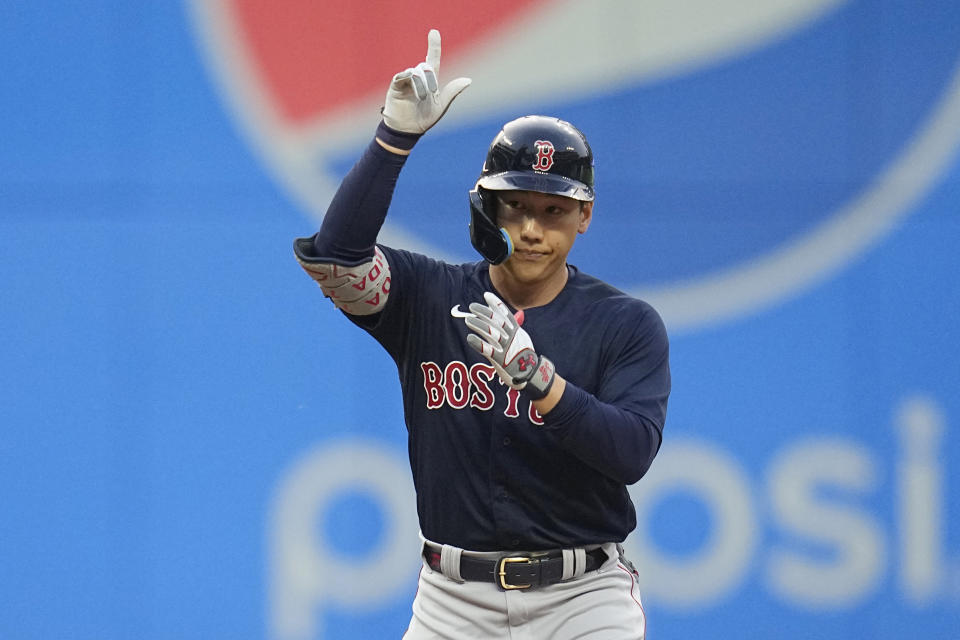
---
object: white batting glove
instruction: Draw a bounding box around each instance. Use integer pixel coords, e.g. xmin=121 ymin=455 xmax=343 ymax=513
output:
xmin=382 ymin=29 xmax=472 ymax=134
xmin=452 ymin=292 xmax=557 ymax=400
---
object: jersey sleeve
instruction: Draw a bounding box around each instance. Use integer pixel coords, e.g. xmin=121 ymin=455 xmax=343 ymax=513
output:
xmin=342 ymin=246 xmax=456 ymax=360
xmin=540 ymin=300 xmax=670 ymax=484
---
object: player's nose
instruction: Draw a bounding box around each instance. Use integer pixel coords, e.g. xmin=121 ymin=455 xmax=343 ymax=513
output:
xmin=519 ymin=214 xmax=542 ymax=240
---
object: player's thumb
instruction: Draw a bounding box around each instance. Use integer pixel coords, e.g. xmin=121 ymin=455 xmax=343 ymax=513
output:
xmin=438 ymin=77 xmax=472 ymax=111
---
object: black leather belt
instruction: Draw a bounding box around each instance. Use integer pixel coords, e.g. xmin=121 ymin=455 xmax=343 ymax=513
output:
xmin=423 ymin=546 xmax=608 ymax=590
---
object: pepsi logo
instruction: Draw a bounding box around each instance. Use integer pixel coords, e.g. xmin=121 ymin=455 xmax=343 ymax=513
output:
xmin=189 ymin=0 xmax=960 ymax=330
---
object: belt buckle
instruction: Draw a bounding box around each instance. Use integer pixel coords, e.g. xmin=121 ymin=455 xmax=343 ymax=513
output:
xmin=497 ymin=556 xmax=532 ymax=590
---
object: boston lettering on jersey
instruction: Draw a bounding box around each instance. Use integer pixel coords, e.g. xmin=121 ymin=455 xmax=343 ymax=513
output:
xmin=420 ymin=360 xmax=545 ymax=425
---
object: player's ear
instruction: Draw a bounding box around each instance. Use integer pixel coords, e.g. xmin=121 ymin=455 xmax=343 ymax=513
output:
xmin=578 ymin=202 xmax=593 ymax=234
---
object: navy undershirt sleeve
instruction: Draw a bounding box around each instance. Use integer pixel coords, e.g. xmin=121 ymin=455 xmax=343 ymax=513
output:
xmin=297 ymin=123 xmax=421 ymax=264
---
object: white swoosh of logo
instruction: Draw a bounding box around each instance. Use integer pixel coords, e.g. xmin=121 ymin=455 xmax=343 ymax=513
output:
xmin=450 ymin=305 xmax=474 ymax=319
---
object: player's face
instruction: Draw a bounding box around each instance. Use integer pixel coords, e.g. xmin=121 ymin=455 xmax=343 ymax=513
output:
xmin=493 ymin=190 xmax=592 ymax=290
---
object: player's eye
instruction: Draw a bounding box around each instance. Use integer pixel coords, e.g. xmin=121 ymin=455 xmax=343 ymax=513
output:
xmin=543 ymin=205 xmax=572 ymax=218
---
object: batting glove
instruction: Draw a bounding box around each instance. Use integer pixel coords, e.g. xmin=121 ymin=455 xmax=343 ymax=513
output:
xmin=382 ymin=29 xmax=472 ymax=134
xmin=453 ymin=292 xmax=557 ymax=400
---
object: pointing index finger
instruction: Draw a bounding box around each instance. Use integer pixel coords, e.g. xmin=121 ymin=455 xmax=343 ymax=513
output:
xmin=425 ymin=29 xmax=441 ymax=73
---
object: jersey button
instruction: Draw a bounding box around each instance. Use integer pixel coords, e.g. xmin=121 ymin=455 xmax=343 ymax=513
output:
xmin=503 ymin=437 xmax=511 ymax=446
xmin=510 ymin=539 xmax=520 ymax=548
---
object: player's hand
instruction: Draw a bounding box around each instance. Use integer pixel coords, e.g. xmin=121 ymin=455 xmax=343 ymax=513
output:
xmin=452 ymin=292 xmax=556 ymax=400
xmin=382 ymin=29 xmax=472 ymax=134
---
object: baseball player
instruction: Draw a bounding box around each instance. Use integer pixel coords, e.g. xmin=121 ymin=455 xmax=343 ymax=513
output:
xmin=294 ymin=30 xmax=670 ymax=639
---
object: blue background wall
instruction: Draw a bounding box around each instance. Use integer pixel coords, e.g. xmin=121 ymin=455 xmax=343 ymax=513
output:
xmin=3 ymin=1 xmax=959 ymax=638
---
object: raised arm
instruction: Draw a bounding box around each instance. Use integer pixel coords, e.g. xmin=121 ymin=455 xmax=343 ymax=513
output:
xmin=293 ymin=29 xmax=470 ymax=315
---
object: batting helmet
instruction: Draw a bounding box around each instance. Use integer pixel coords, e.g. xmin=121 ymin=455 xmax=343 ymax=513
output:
xmin=469 ymin=115 xmax=595 ymax=264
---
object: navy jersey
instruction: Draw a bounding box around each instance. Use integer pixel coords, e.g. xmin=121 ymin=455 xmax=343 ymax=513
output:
xmin=347 ymin=246 xmax=670 ymax=552
xmin=296 ymin=132 xmax=670 ymax=552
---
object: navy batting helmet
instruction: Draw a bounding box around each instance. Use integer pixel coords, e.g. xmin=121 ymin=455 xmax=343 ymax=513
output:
xmin=469 ymin=115 xmax=595 ymax=264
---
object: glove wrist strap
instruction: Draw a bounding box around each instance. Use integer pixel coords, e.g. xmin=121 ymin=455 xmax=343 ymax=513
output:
xmin=376 ymin=121 xmax=422 ymax=151
xmin=522 ymin=356 xmax=556 ymax=401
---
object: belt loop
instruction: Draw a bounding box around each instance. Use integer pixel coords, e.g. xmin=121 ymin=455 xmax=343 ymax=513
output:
xmin=561 ymin=549 xmax=575 ymax=580
xmin=561 ymin=548 xmax=588 ymax=580
xmin=573 ymin=548 xmax=587 ymax=578
xmin=440 ymin=544 xmax=464 ymax=583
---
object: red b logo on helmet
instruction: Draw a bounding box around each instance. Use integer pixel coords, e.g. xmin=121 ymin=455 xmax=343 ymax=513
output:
xmin=532 ymin=140 xmax=555 ymax=171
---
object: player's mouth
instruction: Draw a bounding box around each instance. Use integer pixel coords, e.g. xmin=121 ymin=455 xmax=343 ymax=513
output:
xmin=513 ymin=249 xmax=547 ymax=261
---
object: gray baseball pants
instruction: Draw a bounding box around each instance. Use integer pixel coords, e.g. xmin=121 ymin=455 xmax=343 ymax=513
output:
xmin=403 ymin=541 xmax=646 ymax=639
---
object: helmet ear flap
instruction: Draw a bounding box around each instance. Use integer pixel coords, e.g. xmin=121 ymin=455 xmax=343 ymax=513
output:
xmin=469 ymin=188 xmax=512 ymax=265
